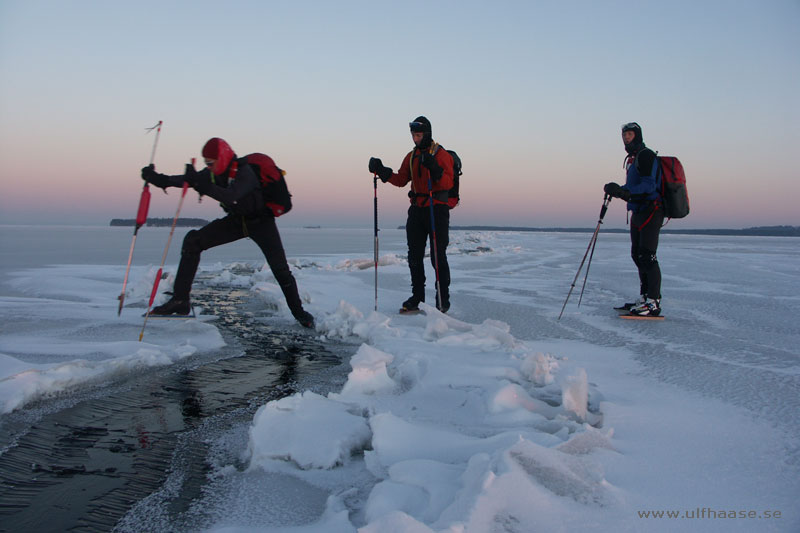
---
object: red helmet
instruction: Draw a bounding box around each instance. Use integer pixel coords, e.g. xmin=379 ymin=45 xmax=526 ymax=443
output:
xmin=202 ymin=137 xmax=235 ymax=175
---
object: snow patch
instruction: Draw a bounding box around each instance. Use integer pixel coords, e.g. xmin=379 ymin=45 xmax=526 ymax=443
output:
xmin=246 ymin=391 xmax=371 ymax=470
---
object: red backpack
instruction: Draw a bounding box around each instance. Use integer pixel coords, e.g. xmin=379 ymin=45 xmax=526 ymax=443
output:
xmin=230 ymin=153 xmax=293 ymax=217
xmin=658 ymin=156 xmax=689 ymax=219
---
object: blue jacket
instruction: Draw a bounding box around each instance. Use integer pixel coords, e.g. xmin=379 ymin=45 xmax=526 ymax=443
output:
xmin=624 ymin=147 xmax=660 ymax=212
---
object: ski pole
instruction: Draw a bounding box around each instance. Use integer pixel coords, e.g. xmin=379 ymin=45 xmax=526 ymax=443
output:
xmin=426 ymin=166 xmax=443 ymax=311
xmin=118 ymin=120 xmax=162 ymax=315
xmin=578 ymin=197 xmax=609 ymax=306
xmin=373 ymin=173 xmax=379 ymax=311
xmin=139 ymin=161 xmax=193 ymax=342
xmin=577 ymin=228 xmax=601 ymax=307
xmin=558 ymin=194 xmax=611 ymax=320
xmin=578 ymin=197 xmax=611 ymax=307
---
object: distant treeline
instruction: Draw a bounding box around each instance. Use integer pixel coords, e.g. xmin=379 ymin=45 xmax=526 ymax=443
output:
xmin=110 ymin=218 xmax=210 ymax=227
xmin=444 ymin=225 xmax=800 ymax=237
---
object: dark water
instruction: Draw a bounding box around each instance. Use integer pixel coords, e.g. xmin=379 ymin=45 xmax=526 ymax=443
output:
xmin=0 ymin=284 xmax=350 ymax=533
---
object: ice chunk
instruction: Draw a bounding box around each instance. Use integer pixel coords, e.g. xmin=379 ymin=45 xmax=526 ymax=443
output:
xmin=247 ymin=391 xmax=371 ymax=470
xmin=562 ymin=368 xmax=588 ymax=420
xmin=340 ymin=344 xmax=396 ymax=396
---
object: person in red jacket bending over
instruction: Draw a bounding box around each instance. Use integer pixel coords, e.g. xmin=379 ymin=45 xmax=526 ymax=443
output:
xmin=369 ymin=116 xmax=454 ymax=313
xmin=141 ymin=137 xmax=314 ymax=328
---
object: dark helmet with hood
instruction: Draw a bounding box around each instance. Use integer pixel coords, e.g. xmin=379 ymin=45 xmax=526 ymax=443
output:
xmin=202 ymin=137 xmax=236 ymax=175
xmin=410 ymin=116 xmax=433 ymax=150
xmin=621 ymin=122 xmax=645 ymax=155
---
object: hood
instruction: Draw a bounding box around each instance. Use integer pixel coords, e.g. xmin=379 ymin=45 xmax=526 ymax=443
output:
xmin=202 ymin=137 xmax=235 ymax=175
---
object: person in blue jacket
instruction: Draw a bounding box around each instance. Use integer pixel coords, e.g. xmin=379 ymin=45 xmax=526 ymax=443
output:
xmin=604 ymin=122 xmax=664 ymax=316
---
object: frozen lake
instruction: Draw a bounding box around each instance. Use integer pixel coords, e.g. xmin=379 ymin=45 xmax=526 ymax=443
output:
xmin=0 ymin=224 xmax=798 ymax=532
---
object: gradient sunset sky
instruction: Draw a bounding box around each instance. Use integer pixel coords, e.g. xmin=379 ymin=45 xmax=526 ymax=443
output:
xmin=1 ymin=0 xmax=798 ymax=229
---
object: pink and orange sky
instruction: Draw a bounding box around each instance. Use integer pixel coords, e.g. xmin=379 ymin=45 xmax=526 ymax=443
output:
xmin=1 ymin=0 xmax=798 ymax=229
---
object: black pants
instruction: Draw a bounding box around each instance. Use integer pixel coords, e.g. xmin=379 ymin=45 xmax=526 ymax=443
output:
xmin=172 ymin=214 xmax=303 ymax=313
xmin=406 ymin=204 xmax=450 ymax=303
xmin=630 ymin=203 xmax=664 ymax=300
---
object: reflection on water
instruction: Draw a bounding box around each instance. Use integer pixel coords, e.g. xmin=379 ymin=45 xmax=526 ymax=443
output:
xmin=0 ymin=283 xmax=350 ymax=532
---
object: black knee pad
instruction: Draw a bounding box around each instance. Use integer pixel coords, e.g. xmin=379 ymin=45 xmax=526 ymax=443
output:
xmin=636 ymin=249 xmax=658 ymax=269
xmin=182 ymin=230 xmax=203 ymax=255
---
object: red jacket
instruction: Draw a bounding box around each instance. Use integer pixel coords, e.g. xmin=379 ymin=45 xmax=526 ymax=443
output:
xmin=387 ymin=143 xmax=454 ymax=207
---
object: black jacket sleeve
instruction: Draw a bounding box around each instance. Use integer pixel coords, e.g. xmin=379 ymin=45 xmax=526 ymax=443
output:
xmin=635 ymin=148 xmax=657 ymax=178
xmin=195 ymin=163 xmax=260 ymax=206
xmin=144 ymin=171 xmax=186 ymax=190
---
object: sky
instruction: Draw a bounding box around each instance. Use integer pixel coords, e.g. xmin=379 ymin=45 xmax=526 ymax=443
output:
xmin=0 ymin=0 xmax=798 ymax=229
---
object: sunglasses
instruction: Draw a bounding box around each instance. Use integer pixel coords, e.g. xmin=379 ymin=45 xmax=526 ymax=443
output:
xmin=204 ymin=158 xmax=216 ymax=167
xmin=621 ymin=122 xmax=641 ymax=132
xmin=409 ymin=121 xmax=428 ymax=132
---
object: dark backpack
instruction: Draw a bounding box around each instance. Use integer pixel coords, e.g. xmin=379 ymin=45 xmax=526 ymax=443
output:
xmin=431 ymin=145 xmax=462 ymax=209
xmin=243 ymin=153 xmax=293 ymax=217
xmin=657 ymin=155 xmax=689 ymax=219
xmin=445 ymin=149 xmax=462 ymax=209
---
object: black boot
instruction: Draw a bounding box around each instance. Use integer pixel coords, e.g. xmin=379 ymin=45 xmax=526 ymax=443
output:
xmin=435 ymin=290 xmax=450 ymax=313
xmin=293 ymin=309 xmax=315 ymax=329
xmin=401 ymin=294 xmax=423 ymax=312
xmin=150 ymin=297 xmax=191 ymax=316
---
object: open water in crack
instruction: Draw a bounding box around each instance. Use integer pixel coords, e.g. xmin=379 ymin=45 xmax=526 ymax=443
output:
xmin=0 ymin=279 xmax=352 ymax=533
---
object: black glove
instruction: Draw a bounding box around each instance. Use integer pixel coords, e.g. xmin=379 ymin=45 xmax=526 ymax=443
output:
xmin=141 ymin=164 xmax=157 ymax=182
xmin=420 ymin=152 xmax=443 ymax=182
xmin=378 ymin=167 xmax=393 ymax=183
xmin=183 ymin=163 xmax=198 ymax=185
xmin=368 ymin=157 xmax=384 ymax=174
xmin=369 ymin=157 xmax=393 ymax=183
xmin=141 ymin=164 xmax=169 ymax=189
xmin=604 ymin=182 xmax=630 ymax=201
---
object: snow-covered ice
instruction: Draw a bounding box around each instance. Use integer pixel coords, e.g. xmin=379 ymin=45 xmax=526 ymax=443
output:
xmin=0 ymin=225 xmax=797 ymax=532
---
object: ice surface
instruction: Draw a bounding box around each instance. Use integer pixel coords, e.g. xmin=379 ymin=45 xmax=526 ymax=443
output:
xmin=0 ymin=226 xmax=797 ymax=532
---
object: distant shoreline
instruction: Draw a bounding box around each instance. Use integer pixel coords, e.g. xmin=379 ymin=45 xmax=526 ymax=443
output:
xmin=109 ymin=218 xmax=210 ymax=227
xmin=447 ymin=225 xmax=800 ymax=237
xmin=98 ymin=221 xmax=800 ymax=236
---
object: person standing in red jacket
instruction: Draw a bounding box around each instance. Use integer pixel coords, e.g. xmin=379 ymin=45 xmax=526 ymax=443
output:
xmin=369 ymin=116 xmax=454 ymax=312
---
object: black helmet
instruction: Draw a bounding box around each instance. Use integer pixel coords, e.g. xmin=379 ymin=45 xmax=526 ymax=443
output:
xmin=409 ymin=116 xmax=432 ymax=133
xmin=410 ymin=116 xmax=433 ymax=150
xmin=621 ymin=122 xmax=644 ymax=154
